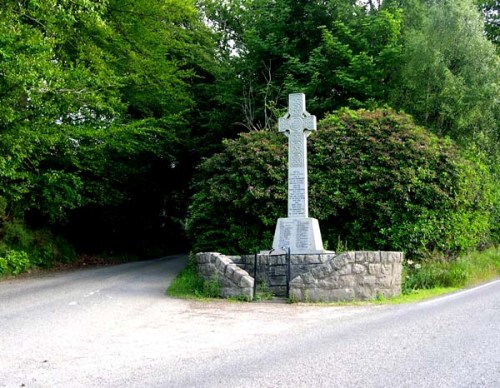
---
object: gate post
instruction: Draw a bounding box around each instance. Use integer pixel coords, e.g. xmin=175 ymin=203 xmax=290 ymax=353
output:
xmin=286 ymin=248 xmax=291 ymax=299
xmin=253 ymin=253 xmax=258 ymax=300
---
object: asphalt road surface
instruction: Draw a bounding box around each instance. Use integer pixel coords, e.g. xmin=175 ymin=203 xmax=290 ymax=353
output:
xmin=0 ymin=255 xmax=499 ymax=388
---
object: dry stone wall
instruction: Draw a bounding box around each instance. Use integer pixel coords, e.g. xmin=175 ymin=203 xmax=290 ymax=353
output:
xmin=289 ymin=251 xmax=403 ymax=302
xmin=196 ymin=251 xmax=402 ymax=302
xmin=196 ymin=252 xmax=254 ymax=299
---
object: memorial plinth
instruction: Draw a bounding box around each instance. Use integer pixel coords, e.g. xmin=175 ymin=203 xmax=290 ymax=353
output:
xmin=271 ymin=93 xmax=326 ymax=254
xmin=272 ymin=217 xmax=324 ymax=253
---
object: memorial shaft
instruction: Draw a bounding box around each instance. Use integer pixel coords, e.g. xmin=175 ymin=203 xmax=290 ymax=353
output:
xmin=272 ymin=93 xmax=324 ymax=253
xmin=278 ymin=93 xmax=316 ymax=218
xmin=288 ymin=131 xmax=308 ymax=218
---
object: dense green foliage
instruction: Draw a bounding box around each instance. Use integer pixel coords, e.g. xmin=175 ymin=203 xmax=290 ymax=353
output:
xmin=0 ymin=0 xmax=498 ymax=275
xmin=476 ymin=0 xmax=500 ymax=44
xmin=202 ymin=0 xmax=404 ymax=129
xmin=0 ymin=218 xmax=75 ymax=276
xmin=0 ymin=0 xmax=218 ymax=266
xmin=188 ymin=109 xmax=494 ymax=259
xmin=389 ymin=0 xmax=500 ymax=142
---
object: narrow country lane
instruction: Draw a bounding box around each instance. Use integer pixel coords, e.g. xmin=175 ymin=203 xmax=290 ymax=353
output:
xmin=0 ymin=256 xmax=499 ymax=388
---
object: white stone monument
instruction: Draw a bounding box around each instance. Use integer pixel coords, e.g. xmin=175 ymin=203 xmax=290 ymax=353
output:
xmin=272 ymin=93 xmax=326 ymax=254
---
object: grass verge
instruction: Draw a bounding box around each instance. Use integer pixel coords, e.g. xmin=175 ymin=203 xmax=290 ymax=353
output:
xmin=166 ymin=255 xmax=222 ymax=299
xmin=402 ymin=246 xmax=500 ymax=294
xmin=166 ymin=256 xmax=205 ymax=298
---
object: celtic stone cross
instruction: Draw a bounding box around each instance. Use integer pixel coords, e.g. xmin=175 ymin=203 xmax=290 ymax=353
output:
xmin=278 ymin=93 xmax=317 ymax=218
xmin=272 ymin=93 xmax=325 ymax=254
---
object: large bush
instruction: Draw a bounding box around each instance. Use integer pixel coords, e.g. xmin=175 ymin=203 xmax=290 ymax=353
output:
xmin=188 ymin=109 xmax=494 ymax=259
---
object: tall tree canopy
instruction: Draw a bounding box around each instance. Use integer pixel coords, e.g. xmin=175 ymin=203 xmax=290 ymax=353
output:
xmin=201 ymin=0 xmax=403 ymax=130
xmin=387 ymin=0 xmax=500 ymax=143
xmin=0 ymin=0 xmax=218 ymax=256
xmin=476 ymin=0 xmax=500 ymax=44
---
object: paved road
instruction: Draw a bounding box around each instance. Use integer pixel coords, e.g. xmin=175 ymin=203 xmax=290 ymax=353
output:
xmin=0 ymin=256 xmax=499 ymax=388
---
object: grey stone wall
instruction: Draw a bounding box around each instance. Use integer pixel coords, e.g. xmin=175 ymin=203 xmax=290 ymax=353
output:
xmin=289 ymin=251 xmax=403 ymax=302
xmin=195 ymin=252 xmax=254 ymax=299
xmin=196 ymin=251 xmax=402 ymax=302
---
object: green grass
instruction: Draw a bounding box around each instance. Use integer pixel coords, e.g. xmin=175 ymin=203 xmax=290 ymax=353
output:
xmin=166 ymin=256 xmax=222 ymax=299
xmin=403 ymin=246 xmax=500 ymax=294
xmin=462 ymin=247 xmax=500 ymax=284
xmin=166 ymin=256 xmax=205 ymax=298
xmin=375 ymin=287 xmax=460 ymax=304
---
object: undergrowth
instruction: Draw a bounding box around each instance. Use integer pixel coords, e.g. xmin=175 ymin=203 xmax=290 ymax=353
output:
xmin=402 ymin=246 xmax=500 ymax=294
xmin=166 ymin=255 xmax=222 ymax=299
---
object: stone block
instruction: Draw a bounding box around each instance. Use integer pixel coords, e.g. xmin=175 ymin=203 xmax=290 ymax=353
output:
xmin=220 ymin=287 xmax=245 ymax=298
xmin=378 ymin=274 xmax=394 ymax=286
xmin=381 ymin=252 xmax=401 ymax=264
xmin=220 ymin=255 xmax=233 ymax=266
xmin=220 ymin=277 xmax=233 ymax=288
xmin=239 ymin=275 xmax=254 ymax=289
xmin=225 ymin=264 xmax=236 ymax=278
xmin=393 ymin=262 xmax=403 ymax=277
xmin=301 ymin=272 xmax=315 ymax=284
xmin=368 ymin=263 xmax=382 ymax=275
xmin=337 ymin=265 xmax=352 ymax=275
xmin=311 ymin=264 xmax=328 ymax=279
xmin=214 ymin=260 xmax=225 ymax=274
xmin=390 ymin=252 xmax=403 ymax=263
xmin=318 ymin=279 xmax=339 ymax=289
xmin=355 ymin=251 xmax=369 ymax=263
xmin=240 ymin=255 xmax=250 ymax=264
xmin=232 ymin=269 xmax=244 ymax=284
xmin=304 ymin=255 xmax=321 ymax=265
xmin=339 ymin=277 xmax=356 ymax=289
xmin=324 ymin=258 xmax=335 ymax=272
xmin=360 ymin=275 xmax=376 ymax=286
xmin=198 ymin=264 xmax=215 ymax=279
xmin=343 ymin=252 xmax=355 ymax=263
xmin=207 ymin=253 xmax=218 ymax=263
xmin=378 ymin=288 xmax=398 ymax=298
xmin=381 ymin=264 xmax=393 ymax=274
xmin=320 ymin=253 xmax=335 ymax=263
xmin=304 ymin=288 xmax=323 ymax=302
xmin=354 ymin=286 xmax=375 ymax=300
xmin=352 ymin=264 xmax=367 ymax=275
xmin=367 ymin=251 xmax=381 ymax=263
xmin=331 ymin=255 xmax=347 ymax=270
xmin=290 ymin=276 xmax=304 ymax=287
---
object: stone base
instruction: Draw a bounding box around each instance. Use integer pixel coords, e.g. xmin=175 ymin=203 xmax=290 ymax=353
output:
xmin=272 ymin=217 xmax=325 ymax=254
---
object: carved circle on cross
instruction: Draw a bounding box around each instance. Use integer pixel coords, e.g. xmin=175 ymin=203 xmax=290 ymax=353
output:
xmin=290 ymin=117 xmax=303 ymax=132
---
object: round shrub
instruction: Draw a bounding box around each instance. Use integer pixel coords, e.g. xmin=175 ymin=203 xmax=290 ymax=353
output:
xmin=188 ymin=109 xmax=494 ymax=259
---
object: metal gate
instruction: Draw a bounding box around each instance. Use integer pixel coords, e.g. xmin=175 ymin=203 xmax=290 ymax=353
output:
xmin=252 ymin=249 xmax=291 ymax=299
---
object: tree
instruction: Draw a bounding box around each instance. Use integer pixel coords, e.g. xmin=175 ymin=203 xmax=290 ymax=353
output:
xmin=385 ymin=0 xmax=500 ymax=244
xmin=476 ymin=0 xmax=500 ymax=44
xmin=0 ymin=0 xmax=219 ymax=261
xmin=201 ymin=0 xmax=404 ymax=130
xmin=389 ymin=0 xmax=500 ymax=143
